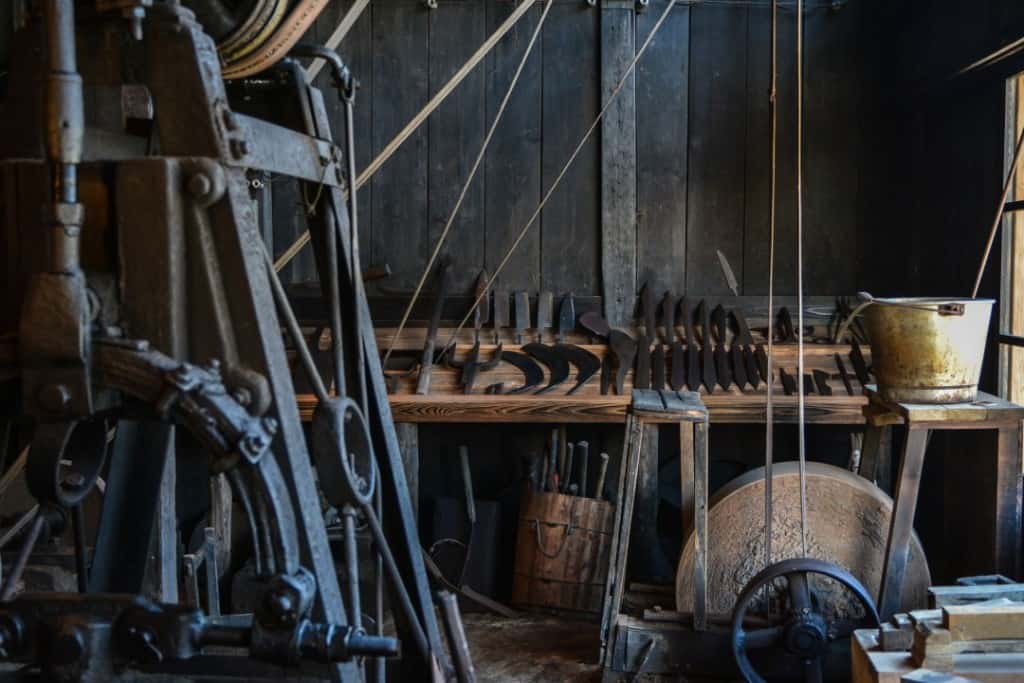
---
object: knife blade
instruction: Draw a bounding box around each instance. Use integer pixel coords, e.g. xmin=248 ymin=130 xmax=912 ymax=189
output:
xmin=652 ymin=344 xmax=666 ymax=390
xmin=681 ymin=297 xmax=701 ymax=392
xmin=415 ymin=258 xmax=452 ymax=395
xmin=492 ymin=289 xmax=509 ymax=345
xmin=696 ymin=301 xmax=716 ymax=393
xmin=536 ymin=291 xmax=553 ymax=343
xmin=711 ymin=304 xmax=730 ymax=391
xmin=834 ymin=352 xmax=854 ymax=396
xmin=557 ymin=292 xmax=576 ymax=343
xmin=732 ymin=309 xmax=756 ymax=347
xmin=609 ymin=330 xmax=637 ymax=395
xmin=514 ymin=291 xmax=530 ymax=344
xmin=813 ymin=369 xmax=832 ymax=396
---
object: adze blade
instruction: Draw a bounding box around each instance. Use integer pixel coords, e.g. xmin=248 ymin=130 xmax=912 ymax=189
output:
xmin=523 ymin=343 xmax=570 ymax=394
xmin=554 ymin=343 xmax=601 ymax=395
xmin=500 ymin=350 xmax=545 ymax=395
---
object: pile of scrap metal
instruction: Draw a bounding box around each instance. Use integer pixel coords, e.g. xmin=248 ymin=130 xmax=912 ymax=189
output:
xmin=0 ymin=1 xmax=469 ymax=681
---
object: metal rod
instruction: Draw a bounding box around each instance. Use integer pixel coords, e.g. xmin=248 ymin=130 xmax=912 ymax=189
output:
xmin=764 ymin=0 xmax=778 ymax=571
xmin=342 ymin=505 xmax=362 ymax=631
xmin=324 ymin=207 xmax=347 ymax=398
xmin=373 ymin=466 xmax=385 ymax=683
xmin=437 ymin=591 xmax=476 ymax=683
xmin=796 ymin=0 xmax=808 ymax=558
xmin=972 ymin=123 xmax=1024 ymax=298
xmin=1 ymin=512 xmax=46 ymax=600
xmin=0 ymin=505 xmax=38 ymax=551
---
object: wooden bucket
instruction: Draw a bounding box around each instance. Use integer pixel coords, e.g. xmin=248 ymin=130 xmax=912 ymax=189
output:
xmin=511 ymin=489 xmax=615 ymax=613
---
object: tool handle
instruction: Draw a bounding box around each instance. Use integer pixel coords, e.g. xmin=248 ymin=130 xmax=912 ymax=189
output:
xmin=458 ymin=446 xmax=475 ymax=525
xmin=594 ymin=453 xmax=609 ymax=500
xmin=577 ymin=441 xmax=589 ymax=497
xmin=562 ymin=444 xmax=574 ymax=493
xmin=415 ymin=340 xmax=436 ymax=395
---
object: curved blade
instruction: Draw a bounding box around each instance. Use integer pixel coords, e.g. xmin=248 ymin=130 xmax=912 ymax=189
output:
xmin=580 ymin=311 xmax=611 ymax=338
xmin=609 ymin=330 xmax=637 ymax=395
xmin=500 ymin=350 xmax=544 ymax=395
xmin=523 ymin=343 xmax=570 ymax=394
xmin=554 ymin=343 xmax=601 ymax=395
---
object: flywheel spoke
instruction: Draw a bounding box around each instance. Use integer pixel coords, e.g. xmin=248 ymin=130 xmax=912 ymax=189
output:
xmin=741 ymin=625 xmax=785 ymax=650
xmin=787 ymin=571 xmax=812 ymax=612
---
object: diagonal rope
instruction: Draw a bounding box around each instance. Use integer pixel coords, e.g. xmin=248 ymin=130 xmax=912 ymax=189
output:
xmin=764 ymin=0 xmax=777 ymax=571
xmin=382 ymin=0 xmax=555 ymax=365
xmin=439 ymin=0 xmax=681 ymax=353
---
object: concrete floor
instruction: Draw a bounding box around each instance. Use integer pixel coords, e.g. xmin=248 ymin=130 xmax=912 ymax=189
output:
xmin=463 ymin=613 xmax=603 ymax=683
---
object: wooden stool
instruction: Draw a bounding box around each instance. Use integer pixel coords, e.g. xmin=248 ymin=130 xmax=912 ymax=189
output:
xmin=599 ymin=389 xmax=709 ymax=668
xmin=859 ymin=386 xmax=1024 ymax=618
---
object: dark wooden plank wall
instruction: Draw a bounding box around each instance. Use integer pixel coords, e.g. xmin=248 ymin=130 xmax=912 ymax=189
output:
xmin=293 ymin=0 xmax=877 ymax=303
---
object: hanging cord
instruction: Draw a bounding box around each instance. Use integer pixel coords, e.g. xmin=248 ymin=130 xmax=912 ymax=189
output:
xmin=764 ymin=0 xmax=777 ymax=571
xmin=796 ymin=0 xmax=808 ymax=557
xmin=438 ymin=0 xmax=681 ymax=353
xmin=381 ymin=0 xmax=555 ymax=366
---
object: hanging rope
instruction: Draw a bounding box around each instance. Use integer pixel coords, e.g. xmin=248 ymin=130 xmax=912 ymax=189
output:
xmin=438 ymin=0 xmax=682 ymax=353
xmin=795 ymin=0 xmax=809 ymax=558
xmin=382 ymin=0 xmax=556 ymax=365
xmin=764 ymin=0 xmax=778 ymax=571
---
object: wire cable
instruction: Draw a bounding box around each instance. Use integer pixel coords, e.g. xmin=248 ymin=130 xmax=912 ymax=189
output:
xmin=381 ymin=0 xmax=555 ymax=365
xmin=764 ymin=0 xmax=777 ymax=571
xmin=438 ymin=0 xmax=682 ymax=352
xmin=796 ymin=0 xmax=808 ymax=557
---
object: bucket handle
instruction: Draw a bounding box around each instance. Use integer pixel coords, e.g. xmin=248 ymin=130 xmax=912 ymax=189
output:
xmin=833 ymin=292 xmax=965 ymax=343
xmin=528 ymin=497 xmax=579 ymax=560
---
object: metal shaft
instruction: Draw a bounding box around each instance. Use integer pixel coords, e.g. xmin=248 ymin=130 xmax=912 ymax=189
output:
xmin=1 ymin=512 xmax=46 ymax=601
xmin=437 ymin=590 xmax=476 ymax=683
xmin=342 ymin=505 xmax=362 ymax=632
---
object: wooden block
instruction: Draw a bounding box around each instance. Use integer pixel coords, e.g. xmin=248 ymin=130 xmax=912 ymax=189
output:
xmin=909 ymin=609 xmax=944 ymax=626
xmin=881 ymin=623 xmax=914 ymax=652
xmin=901 ymin=669 xmax=983 ymax=683
xmin=911 ymin=623 xmax=954 ymax=672
xmin=893 ymin=613 xmax=913 ymax=630
xmin=930 ymin=583 xmax=1024 ymax=608
xmin=943 ymin=603 xmax=1024 ymax=642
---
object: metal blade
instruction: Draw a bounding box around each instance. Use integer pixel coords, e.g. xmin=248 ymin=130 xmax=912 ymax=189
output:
xmin=554 ymin=343 xmax=601 ymax=395
xmin=802 ymin=373 xmax=816 ymax=396
xmin=813 ymin=369 xmax=832 ymax=396
xmin=635 ymin=334 xmax=651 ymax=390
xmin=849 ymin=340 xmax=871 ymax=386
xmin=580 ymin=311 xmax=611 ymax=338
xmin=716 ymin=249 xmax=739 ymax=297
xmin=834 ymin=352 xmax=854 ymax=396
xmin=639 ymin=283 xmax=656 ymax=339
xmin=755 ymin=344 xmax=769 ymax=382
xmin=536 ymin=291 xmax=553 ymax=343
xmin=715 ymin=344 xmax=731 ymax=391
xmin=492 ymin=289 xmax=509 ymax=344
xmin=557 ymin=292 xmax=576 ymax=342
xmin=670 ymin=341 xmax=686 ymax=391
xmin=501 ymin=350 xmax=545 ymax=395
xmin=416 ymin=258 xmax=452 ymax=395
xmin=710 ymin=304 xmax=728 ymax=344
xmin=661 ymin=292 xmax=676 ymax=344
xmin=779 ymin=368 xmax=796 ymax=396
xmin=652 ymin=344 xmax=666 ymax=390
xmin=473 ymin=270 xmax=489 ymax=342
xmin=777 ymin=307 xmax=796 ymax=342
xmin=458 ymin=341 xmax=482 ymax=394
xmin=732 ymin=309 xmax=755 ymax=347
xmin=731 ymin=345 xmax=747 ymax=389
xmin=743 ymin=347 xmax=760 ymax=389
xmin=681 ymin=298 xmax=700 ymax=391
xmin=600 ymin=353 xmax=612 ymax=395
xmin=609 ymin=330 xmax=637 ymax=395
xmin=699 ymin=301 xmax=716 ymax=393
xmin=523 ymin=343 xmax=570 ymax=394
xmin=514 ymin=291 xmax=530 ymax=345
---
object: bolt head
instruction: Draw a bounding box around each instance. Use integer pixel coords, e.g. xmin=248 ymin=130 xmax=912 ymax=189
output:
xmin=188 ymin=173 xmax=213 ymax=198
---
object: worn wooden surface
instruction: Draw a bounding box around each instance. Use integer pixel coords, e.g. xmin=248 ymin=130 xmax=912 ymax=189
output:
xmin=866 ymin=387 xmax=1024 ymax=426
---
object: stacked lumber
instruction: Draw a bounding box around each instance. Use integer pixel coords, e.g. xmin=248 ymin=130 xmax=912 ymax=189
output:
xmin=853 ymin=585 xmax=1024 ymax=683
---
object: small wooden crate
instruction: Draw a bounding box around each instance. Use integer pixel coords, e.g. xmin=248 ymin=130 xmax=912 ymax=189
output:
xmin=511 ymin=489 xmax=614 ymax=613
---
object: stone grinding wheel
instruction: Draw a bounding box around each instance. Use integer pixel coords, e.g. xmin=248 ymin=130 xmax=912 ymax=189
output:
xmin=676 ymin=462 xmax=930 ymax=617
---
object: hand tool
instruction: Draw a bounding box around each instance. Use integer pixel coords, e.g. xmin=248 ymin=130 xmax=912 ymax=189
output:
xmin=514 ymin=291 xmax=530 ymax=344
xmin=577 ymin=441 xmax=589 ymax=499
xmin=730 ymin=309 xmax=759 ymax=389
xmin=711 ymin=304 xmax=731 ymax=391
xmin=681 ymin=297 xmax=701 ymax=392
xmin=562 ymin=443 xmax=574 ymax=493
xmin=523 ymin=343 xmax=570 ymax=394
xmin=755 ymin=345 xmax=769 ymax=383
xmin=717 ymin=249 xmax=740 ymax=297
xmin=499 ymin=350 xmax=544 ymax=394
xmin=777 ymin=307 xmax=797 ymax=342
xmin=557 ymin=292 xmax=576 ymax=342
xmin=812 ymin=369 xmax=832 ymax=396
xmin=664 ymin=293 xmax=684 ymax=390
xmin=697 ymin=301 xmax=716 ymax=393
xmin=849 ymin=339 xmax=871 ymax=386
xmin=834 ymin=352 xmax=854 ymax=396
xmin=635 ymin=285 xmax=655 ymax=390
xmin=609 ymin=330 xmax=637 ymax=395
xmin=731 ymin=344 xmax=748 ymax=390
xmin=660 ymin=291 xmax=675 ymax=344
xmin=600 ymin=353 xmax=612 ymax=395
xmin=473 ymin=269 xmax=490 ymax=343
xmin=416 ymin=258 xmax=452 ymax=395
xmin=732 ymin=309 xmax=756 ymax=347
xmin=779 ymin=367 xmax=797 ymax=396
xmin=651 ymin=344 xmax=666 ymax=390
xmin=579 ymin=311 xmax=611 ymax=338
xmin=536 ymin=291 xmax=553 ymax=343
xmin=547 ymin=436 xmax=558 ymax=492
xmin=802 ymin=374 xmax=816 ymax=396
xmin=492 ymin=289 xmax=509 ymax=344
xmin=554 ymin=343 xmax=601 ymax=395
xmin=447 ymin=341 xmax=503 ymax=394
xmin=594 ymin=452 xmax=609 ymax=499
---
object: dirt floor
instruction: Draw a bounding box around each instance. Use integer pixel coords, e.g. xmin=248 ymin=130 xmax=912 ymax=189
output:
xmin=463 ymin=613 xmax=603 ymax=683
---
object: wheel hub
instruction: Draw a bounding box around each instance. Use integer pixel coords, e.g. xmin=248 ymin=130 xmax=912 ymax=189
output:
xmin=784 ymin=612 xmax=828 ymax=658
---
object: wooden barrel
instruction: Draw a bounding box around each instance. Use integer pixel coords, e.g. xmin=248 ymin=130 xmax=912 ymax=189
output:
xmin=511 ymin=489 xmax=615 ymax=613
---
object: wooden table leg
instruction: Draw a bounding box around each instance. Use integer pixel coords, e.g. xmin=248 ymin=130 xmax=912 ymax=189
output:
xmin=692 ymin=417 xmax=709 ymax=631
xmin=993 ymin=423 xmax=1023 ymax=579
xmin=878 ymin=427 xmax=929 ymax=618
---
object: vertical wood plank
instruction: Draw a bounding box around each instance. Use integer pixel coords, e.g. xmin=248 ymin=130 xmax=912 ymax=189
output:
xmin=692 ymin=418 xmax=708 ymax=631
xmin=600 ymin=4 xmax=636 ymax=326
xmin=635 ymin=0 xmax=688 ymax=299
xmin=395 ymin=422 xmax=420 ymax=520
xmin=485 ymin=1 xmax=542 ymax=292
xmin=371 ymin=1 xmax=429 ymax=291
xmin=542 ymin=2 xmax=600 ymax=295
xmin=628 ymin=423 xmax=664 ymax=581
xmin=685 ymin=4 xmax=748 ymax=294
xmin=429 ymin=0 xmax=486 ymax=294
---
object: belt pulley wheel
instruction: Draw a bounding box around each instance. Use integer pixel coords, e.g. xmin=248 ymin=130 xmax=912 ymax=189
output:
xmin=676 ymin=462 xmax=930 ymax=618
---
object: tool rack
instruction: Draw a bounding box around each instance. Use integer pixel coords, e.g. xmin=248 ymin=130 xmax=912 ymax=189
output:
xmin=857 ymin=386 xmax=1024 ymax=620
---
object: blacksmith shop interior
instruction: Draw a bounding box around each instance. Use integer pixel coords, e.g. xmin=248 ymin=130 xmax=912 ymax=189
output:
xmin=4 ymin=1 xmax=1024 ymax=682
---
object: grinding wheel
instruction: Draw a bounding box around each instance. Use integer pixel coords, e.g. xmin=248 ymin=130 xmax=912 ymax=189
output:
xmin=676 ymin=462 xmax=930 ymax=617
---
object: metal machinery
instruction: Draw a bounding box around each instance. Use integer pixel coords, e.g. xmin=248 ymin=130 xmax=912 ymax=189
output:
xmin=0 ymin=1 xmax=456 ymax=680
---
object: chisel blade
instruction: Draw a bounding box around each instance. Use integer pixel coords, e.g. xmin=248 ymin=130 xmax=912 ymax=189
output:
xmin=492 ymin=289 xmax=509 ymax=345
xmin=536 ymin=291 xmax=553 ymax=343
xmin=557 ymin=292 xmax=576 ymax=342
xmin=514 ymin=291 xmax=530 ymax=345
xmin=652 ymin=344 xmax=666 ymax=390
xmin=834 ymin=352 xmax=854 ymax=396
